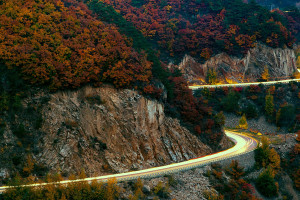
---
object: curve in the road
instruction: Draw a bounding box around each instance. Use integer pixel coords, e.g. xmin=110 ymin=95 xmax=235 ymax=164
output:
xmin=0 ymin=131 xmax=258 ymax=193
xmin=189 ymin=78 xmax=300 ymax=90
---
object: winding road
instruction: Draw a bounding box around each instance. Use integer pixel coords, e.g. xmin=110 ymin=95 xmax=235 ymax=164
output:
xmin=0 ymin=130 xmax=258 ymax=193
xmin=189 ymin=78 xmax=300 ymax=90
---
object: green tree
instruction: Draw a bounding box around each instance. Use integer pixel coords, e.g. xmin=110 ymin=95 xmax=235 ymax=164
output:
xmin=221 ymin=91 xmax=240 ymax=113
xmin=265 ymin=92 xmax=274 ymax=120
xmin=276 ymin=104 xmax=295 ymax=128
xmin=215 ymin=111 xmax=225 ymax=127
xmin=255 ymin=136 xmax=270 ymax=167
xmin=206 ymin=68 xmax=217 ymax=85
xmin=243 ymin=103 xmax=258 ymax=119
xmin=256 ymin=167 xmax=278 ymax=197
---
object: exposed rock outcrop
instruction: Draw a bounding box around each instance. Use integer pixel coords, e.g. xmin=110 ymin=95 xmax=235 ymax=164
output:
xmin=38 ymin=86 xmax=214 ymax=175
xmin=175 ymin=43 xmax=297 ymax=84
xmin=0 ymin=85 xmax=215 ymax=178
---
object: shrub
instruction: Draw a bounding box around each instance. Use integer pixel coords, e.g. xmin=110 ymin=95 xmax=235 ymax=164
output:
xmin=85 ymin=95 xmax=104 ymax=105
xmin=153 ymin=181 xmax=170 ymax=198
xmin=167 ymin=175 xmax=178 ymax=187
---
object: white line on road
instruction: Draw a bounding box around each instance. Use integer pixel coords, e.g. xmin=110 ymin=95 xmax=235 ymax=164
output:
xmin=189 ymin=79 xmax=300 ymax=90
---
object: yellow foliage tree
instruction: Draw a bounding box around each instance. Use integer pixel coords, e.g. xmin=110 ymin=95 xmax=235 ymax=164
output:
xmin=105 ymin=178 xmax=120 ymax=200
xmin=23 ymin=155 xmax=34 ymax=176
xmin=262 ymin=65 xmax=270 ymax=81
xmin=268 ymin=148 xmax=280 ymax=174
xmin=238 ymin=114 xmax=248 ymax=129
xmin=296 ymin=55 xmax=300 ymax=69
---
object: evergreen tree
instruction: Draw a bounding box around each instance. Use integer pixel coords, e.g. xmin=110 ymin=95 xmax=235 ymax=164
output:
xmin=255 ymin=136 xmax=271 ymax=167
xmin=265 ymin=92 xmax=274 ymax=120
xmin=206 ymin=68 xmax=217 ymax=85
xmin=256 ymin=167 xmax=278 ymax=197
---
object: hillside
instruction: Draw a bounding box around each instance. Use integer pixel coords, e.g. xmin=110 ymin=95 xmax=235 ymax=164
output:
xmin=255 ymin=0 xmax=300 ymax=9
xmin=89 ymin=0 xmax=300 ymax=83
xmin=0 ymin=0 xmax=226 ymax=183
xmin=96 ymin=0 xmax=299 ymax=62
xmin=0 ymin=0 xmax=299 ymax=199
xmin=175 ymin=43 xmax=297 ymax=85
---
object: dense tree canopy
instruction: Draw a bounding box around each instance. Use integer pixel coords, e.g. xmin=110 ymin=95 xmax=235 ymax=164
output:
xmin=98 ymin=0 xmax=297 ymax=61
xmin=0 ymin=0 xmax=152 ymax=90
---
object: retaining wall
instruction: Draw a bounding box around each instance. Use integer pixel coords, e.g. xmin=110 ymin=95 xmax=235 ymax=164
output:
xmin=216 ymin=151 xmax=255 ymax=170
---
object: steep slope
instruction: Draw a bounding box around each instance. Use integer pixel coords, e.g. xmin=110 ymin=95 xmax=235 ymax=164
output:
xmin=38 ymin=85 xmax=215 ymax=174
xmin=0 ymin=0 xmax=230 ymax=181
xmin=0 ymin=85 xmax=223 ymax=180
xmin=175 ymin=43 xmax=297 ymax=84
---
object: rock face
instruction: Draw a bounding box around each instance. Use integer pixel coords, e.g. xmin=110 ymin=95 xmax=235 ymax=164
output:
xmin=175 ymin=43 xmax=297 ymax=84
xmin=34 ymin=85 xmax=212 ymax=176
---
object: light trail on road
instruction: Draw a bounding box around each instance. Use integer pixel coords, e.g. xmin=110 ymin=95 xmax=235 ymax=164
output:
xmin=0 ymin=130 xmax=258 ymax=193
xmin=189 ymin=78 xmax=300 ymax=90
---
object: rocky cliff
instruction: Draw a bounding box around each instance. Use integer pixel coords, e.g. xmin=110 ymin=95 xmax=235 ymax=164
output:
xmin=175 ymin=43 xmax=297 ymax=85
xmin=0 ymin=85 xmax=215 ymax=179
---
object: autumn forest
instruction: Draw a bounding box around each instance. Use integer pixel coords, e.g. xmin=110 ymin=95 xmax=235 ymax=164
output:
xmin=0 ymin=0 xmax=299 ymax=148
xmin=0 ymin=0 xmax=299 ymax=199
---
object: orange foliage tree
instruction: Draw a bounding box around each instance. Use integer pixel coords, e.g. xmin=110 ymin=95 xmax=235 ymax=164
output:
xmin=0 ymin=0 xmax=152 ymax=90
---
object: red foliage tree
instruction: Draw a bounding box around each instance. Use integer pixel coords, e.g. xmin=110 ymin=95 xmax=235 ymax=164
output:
xmin=0 ymin=0 xmax=152 ymax=90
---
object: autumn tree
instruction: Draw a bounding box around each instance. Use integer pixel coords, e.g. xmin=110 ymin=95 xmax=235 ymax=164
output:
xmin=255 ymin=136 xmax=280 ymax=173
xmin=22 ymin=155 xmax=34 ymax=177
xmin=0 ymin=0 xmax=152 ymax=90
xmin=238 ymin=114 xmax=248 ymax=129
xmin=268 ymin=148 xmax=281 ymax=173
xmin=295 ymin=168 xmax=300 ymax=191
xmin=261 ymin=66 xmax=270 ymax=81
xmin=96 ymin=0 xmax=295 ymax=60
xmin=296 ymin=55 xmax=300 ymax=69
xmin=226 ymin=160 xmax=245 ymax=180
